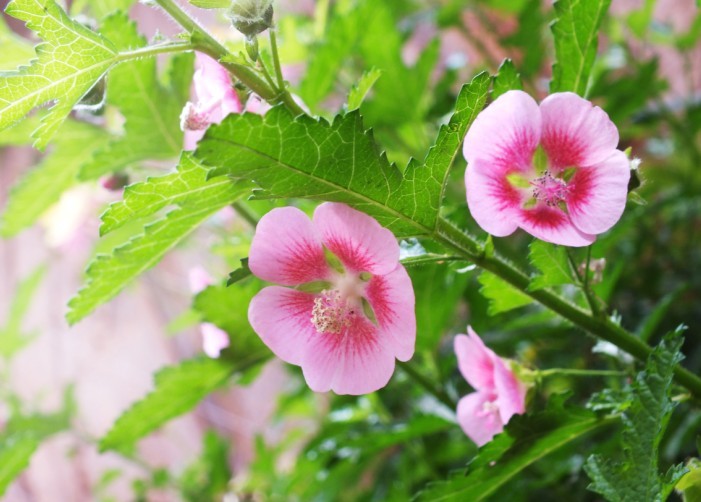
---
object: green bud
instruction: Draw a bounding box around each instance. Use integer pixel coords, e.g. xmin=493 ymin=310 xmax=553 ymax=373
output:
xmin=228 ymin=0 xmax=274 ymax=38
xmin=244 ymin=35 xmax=259 ymax=61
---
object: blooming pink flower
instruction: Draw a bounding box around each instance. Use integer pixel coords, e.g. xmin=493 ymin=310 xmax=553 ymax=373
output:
xmin=454 ymin=327 xmax=527 ymax=446
xmin=187 ymin=266 xmax=230 ymax=358
xmin=247 ymin=203 xmax=416 ymax=395
xmin=181 ymin=53 xmax=242 ymax=150
xmin=463 ymin=91 xmax=630 ymax=247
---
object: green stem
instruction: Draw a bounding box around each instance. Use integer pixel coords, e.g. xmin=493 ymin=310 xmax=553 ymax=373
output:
xmin=397 ymin=361 xmax=456 ymax=409
xmin=115 ymin=41 xmax=194 ymax=62
xmin=269 ymin=29 xmax=286 ymax=91
xmin=433 ymin=216 xmax=701 ymax=399
xmin=538 ymin=368 xmax=627 ymax=378
xmin=566 ymin=248 xmax=601 ymax=317
xmin=231 ymin=201 xmax=259 ymax=228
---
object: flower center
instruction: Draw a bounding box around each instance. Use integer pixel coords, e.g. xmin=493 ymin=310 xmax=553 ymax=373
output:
xmin=477 ymin=399 xmax=500 ymax=418
xmin=530 ymin=170 xmax=569 ymax=207
xmin=311 ymin=289 xmax=357 ymax=335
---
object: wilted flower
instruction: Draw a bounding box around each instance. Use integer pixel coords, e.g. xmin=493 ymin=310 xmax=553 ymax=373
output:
xmin=454 ymin=327 xmax=527 ymax=446
xmin=247 ymin=203 xmax=416 ymax=395
xmin=463 ymin=91 xmax=630 ymax=247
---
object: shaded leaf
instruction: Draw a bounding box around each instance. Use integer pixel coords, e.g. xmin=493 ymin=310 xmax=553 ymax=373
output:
xmin=528 ymin=240 xmax=573 ymax=291
xmin=478 ymin=271 xmax=532 ymax=315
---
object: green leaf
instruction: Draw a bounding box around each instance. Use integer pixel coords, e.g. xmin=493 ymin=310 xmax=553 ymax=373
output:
xmin=1 ymin=0 xmax=118 ymax=148
xmin=66 ymin=155 xmax=249 ymax=324
xmin=70 ymin=0 xmax=135 ymax=19
xmin=0 ymin=436 xmax=40 ymax=496
xmin=0 ymin=265 xmax=44 ymax=359
xmin=492 ymin=59 xmax=523 ymax=100
xmin=347 ymin=67 xmax=382 ymax=111
xmin=99 ymin=358 xmax=234 ymax=453
xmin=78 ymin=13 xmax=192 ymax=180
xmin=196 ymin=73 xmax=489 ymax=238
xmin=0 ymin=120 xmax=109 ymax=237
xmin=550 ymin=0 xmax=612 ymax=96
xmin=478 ymin=270 xmax=533 ymax=315
xmin=226 ymin=259 xmax=252 ymax=286
xmin=416 ymin=397 xmax=610 ymax=501
xmin=0 ymin=15 xmax=35 ymax=72
xmin=188 ymin=0 xmax=230 ymax=8
xmin=528 ymin=241 xmax=573 ymax=291
xmin=180 ymin=431 xmax=232 ymax=502
xmin=585 ymin=328 xmax=688 ymax=502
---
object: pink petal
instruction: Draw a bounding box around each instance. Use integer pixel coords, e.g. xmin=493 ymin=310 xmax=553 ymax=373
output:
xmin=200 ymin=323 xmax=230 ymax=358
xmin=247 ymin=286 xmax=317 ymax=365
xmin=184 ymin=129 xmax=204 ymax=151
xmin=301 ymin=315 xmax=396 ymax=395
xmin=248 ymin=207 xmax=331 ymax=286
xmin=492 ymin=357 xmax=526 ymax=424
xmin=188 ymin=266 xmax=213 ymax=294
xmin=364 ymin=265 xmax=416 ymax=362
xmin=456 ymin=392 xmax=504 ymax=447
xmin=465 ymin=158 xmax=522 ymax=237
xmin=454 ymin=329 xmax=496 ymax=392
xmin=463 ymin=90 xmax=541 ymax=174
xmin=540 ymin=92 xmax=619 ymax=169
xmin=313 ymin=203 xmax=399 ymax=275
xmin=567 ymin=150 xmax=630 ymax=235
xmin=193 ymin=53 xmax=241 ymax=113
xmin=517 ymin=205 xmax=595 ymax=247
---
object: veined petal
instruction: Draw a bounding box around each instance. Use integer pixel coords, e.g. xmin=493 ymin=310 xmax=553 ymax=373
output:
xmin=457 ymin=392 xmax=504 ymax=447
xmin=540 ymin=92 xmax=619 ymax=169
xmin=301 ymin=316 xmax=396 ymax=395
xmin=454 ymin=329 xmax=496 ymax=392
xmin=248 ymin=286 xmax=317 ymax=365
xmin=314 ymin=203 xmax=399 ymax=275
xmin=365 ymin=265 xmax=416 ymax=362
xmin=567 ymin=150 xmax=630 ymax=235
xmin=466 ymin=158 xmax=522 ymax=237
xmin=249 ymin=206 xmax=330 ymax=286
xmin=492 ymin=358 xmax=526 ymax=425
xmin=463 ymin=90 xmax=541 ymax=173
xmin=517 ymin=205 xmax=595 ymax=247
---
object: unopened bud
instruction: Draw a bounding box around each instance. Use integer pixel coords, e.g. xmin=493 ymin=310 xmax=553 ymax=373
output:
xmin=101 ymin=172 xmax=129 ymax=191
xmin=227 ymin=0 xmax=274 ymax=38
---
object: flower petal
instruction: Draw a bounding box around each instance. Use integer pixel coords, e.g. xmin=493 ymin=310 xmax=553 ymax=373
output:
xmin=248 ymin=207 xmax=330 ymax=286
xmin=301 ymin=316 xmax=396 ymax=395
xmin=314 ymin=203 xmax=399 ymax=275
xmin=540 ymin=92 xmax=619 ymax=168
xmin=248 ymin=286 xmax=317 ymax=365
xmin=517 ymin=205 xmax=595 ymax=247
xmin=466 ymin=158 xmax=522 ymax=237
xmin=454 ymin=329 xmax=496 ymax=392
xmin=567 ymin=150 xmax=630 ymax=235
xmin=456 ymin=392 xmax=504 ymax=447
xmin=193 ymin=53 xmax=241 ymax=117
xmin=364 ymin=265 xmax=416 ymax=362
xmin=200 ymin=323 xmax=230 ymax=359
xmin=463 ymin=90 xmax=541 ymax=173
xmin=492 ymin=358 xmax=526 ymax=424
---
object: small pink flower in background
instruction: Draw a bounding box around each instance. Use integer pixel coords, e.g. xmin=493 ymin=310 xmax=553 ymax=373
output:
xmin=463 ymin=91 xmax=630 ymax=247
xmin=181 ymin=53 xmax=243 ymax=150
xmin=187 ymin=266 xmax=230 ymax=358
xmin=247 ymin=203 xmax=416 ymax=395
xmin=454 ymin=327 xmax=527 ymax=446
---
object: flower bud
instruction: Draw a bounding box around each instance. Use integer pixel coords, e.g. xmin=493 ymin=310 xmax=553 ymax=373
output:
xmin=101 ymin=172 xmax=129 ymax=191
xmin=227 ymin=0 xmax=274 ymax=38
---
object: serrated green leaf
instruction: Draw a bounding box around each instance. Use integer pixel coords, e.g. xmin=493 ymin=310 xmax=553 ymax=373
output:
xmin=347 ymin=67 xmax=382 ymax=111
xmin=227 ymin=259 xmax=251 ymax=286
xmin=188 ymin=0 xmax=230 ymax=8
xmin=196 ymin=73 xmax=489 ymax=239
xmin=492 ymin=59 xmax=523 ymax=100
xmin=0 ymin=265 xmax=44 ymax=359
xmin=416 ymin=397 xmax=609 ymax=501
xmin=66 ymin=155 xmax=249 ymax=324
xmin=585 ymin=329 xmax=688 ymax=502
xmin=0 ymin=119 xmax=109 ymax=237
xmin=528 ymin=240 xmax=573 ymax=291
xmin=99 ymin=358 xmax=233 ymax=453
xmin=0 ymin=16 xmax=35 ymax=72
xmin=550 ymin=0 xmax=612 ymax=96
xmin=78 ymin=13 xmax=192 ymax=180
xmin=478 ymin=270 xmax=533 ymax=315
xmin=0 ymin=436 xmax=40 ymax=495
xmin=1 ymin=0 xmax=118 ymax=148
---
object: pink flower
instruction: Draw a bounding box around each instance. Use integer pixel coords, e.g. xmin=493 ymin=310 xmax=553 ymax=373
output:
xmin=181 ymin=53 xmax=242 ymax=150
xmin=463 ymin=91 xmax=630 ymax=247
xmin=247 ymin=203 xmax=416 ymax=395
xmin=201 ymin=322 xmax=230 ymax=359
xmin=454 ymin=327 xmax=527 ymax=446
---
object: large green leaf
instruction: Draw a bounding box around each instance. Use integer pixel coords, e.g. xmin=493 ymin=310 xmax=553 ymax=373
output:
xmin=196 ymin=73 xmax=489 ymax=239
xmin=66 ymin=155 xmax=249 ymax=324
xmin=70 ymin=0 xmax=135 ymax=19
xmin=99 ymin=358 xmax=234 ymax=454
xmin=416 ymin=397 xmax=610 ymax=501
xmin=0 ymin=16 xmax=35 ymax=72
xmin=528 ymin=240 xmax=573 ymax=291
xmin=0 ymin=119 xmax=109 ymax=237
xmin=550 ymin=0 xmax=612 ymax=96
xmin=78 ymin=13 xmax=192 ymax=180
xmin=478 ymin=270 xmax=533 ymax=315
xmin=585 ymin=329 xmax=687 ymax=501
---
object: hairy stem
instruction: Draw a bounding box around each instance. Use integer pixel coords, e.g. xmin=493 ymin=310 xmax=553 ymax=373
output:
xmin=115 ymin=41 xmax=194 ymax=61
xmin=538 ymin=368 xmax=627 ymax=378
